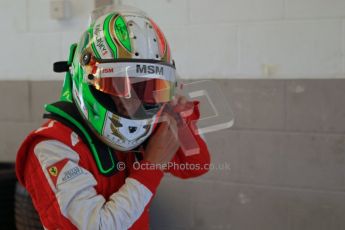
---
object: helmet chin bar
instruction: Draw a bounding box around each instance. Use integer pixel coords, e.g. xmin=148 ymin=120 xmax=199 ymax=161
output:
xmin=101 ymin=110 xmax=158 ymax=151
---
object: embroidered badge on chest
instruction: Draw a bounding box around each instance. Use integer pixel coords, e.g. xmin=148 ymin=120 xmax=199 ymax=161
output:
xmin=46 ymin=159 xmax=69 ymax=187
xmin=46 ymin=159 xmax=85 ymax=187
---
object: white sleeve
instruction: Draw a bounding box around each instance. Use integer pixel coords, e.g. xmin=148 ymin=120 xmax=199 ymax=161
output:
xmin=33 ymin=140 xmax=152 ymax=230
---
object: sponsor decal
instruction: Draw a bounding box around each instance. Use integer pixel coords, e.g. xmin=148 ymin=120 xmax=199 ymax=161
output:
xmin=61 ymin=166 xmax=83 ymax=183
xmin=102 ymin=67 xmax=114 ymax=74
xmin=136 ymin=64 xmax=164 ymax=75
xmin=46 ymin=159 xmax=68 ymax=187
xmin=46 ymin=160 xmax=85 ymax=187
xmin=49 ymin=167 xmax=58 ymax=177
xmin=94 ymin=24 xmax=109 ymax=57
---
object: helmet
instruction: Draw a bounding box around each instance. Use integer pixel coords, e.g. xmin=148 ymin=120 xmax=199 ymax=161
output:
xmin=69 ymin=5 xmax=176 ymax=151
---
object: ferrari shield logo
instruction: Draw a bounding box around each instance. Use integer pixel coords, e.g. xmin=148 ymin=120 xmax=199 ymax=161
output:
xmin=49 ymin=166 xmax=58 ymax=177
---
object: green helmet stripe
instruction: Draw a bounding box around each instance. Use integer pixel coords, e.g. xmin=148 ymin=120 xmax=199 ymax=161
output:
xmin=83 ymin=84 xmax=107 ymax=134
xmin=60 ymin=43 xmax=77 ymax=102
xmin=104 ymin=13 xmax=118 ymax=58
xmin=91 ymin=43 xmax=101 ymax=59
xmin=45 ymin=104 xmax=116 ymax=174
xmin=114 ymin=15 xmax=132 ymax=53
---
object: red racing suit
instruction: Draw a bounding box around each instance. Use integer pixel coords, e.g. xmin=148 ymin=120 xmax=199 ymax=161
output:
xmin=16 ymin=102 xmax=210 ymax=230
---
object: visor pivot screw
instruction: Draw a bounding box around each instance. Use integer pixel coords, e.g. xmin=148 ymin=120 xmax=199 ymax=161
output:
xmin=135 ymin=52 xmax=139 ymax=57
xmin=88 ymin=74 xmax=95 ymax=80
xmin=82 ymin=53 xmax=91 ymax=65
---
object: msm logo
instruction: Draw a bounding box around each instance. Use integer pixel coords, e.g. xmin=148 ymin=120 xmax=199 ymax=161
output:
xmin=102 ymin=68 xmax=114 ymax=74
xmin=136 ymin=65 xmax=164 ymax=75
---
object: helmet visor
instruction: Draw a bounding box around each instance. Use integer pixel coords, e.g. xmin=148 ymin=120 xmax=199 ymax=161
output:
xmin=85 ymin=61 xmax=176 ymax=104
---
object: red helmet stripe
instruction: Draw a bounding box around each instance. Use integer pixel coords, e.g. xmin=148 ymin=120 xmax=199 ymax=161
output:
xmin=149 ymin=19 xmax=166 ymax=57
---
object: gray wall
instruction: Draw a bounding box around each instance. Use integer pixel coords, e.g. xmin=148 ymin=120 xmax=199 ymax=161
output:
xmin=2 ymin=0 xmax=345 ymax=80
xmin=1 ymin=80 xmax=345 ymax=230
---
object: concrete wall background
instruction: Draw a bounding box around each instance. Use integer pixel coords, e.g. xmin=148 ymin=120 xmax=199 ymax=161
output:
xmin=1 ymin=0 xmax=345 ymax=80
xmin=1 ymin=0 xmax=345 ymax=229
xmin=1 ymin=79 xmax=344 ymax=229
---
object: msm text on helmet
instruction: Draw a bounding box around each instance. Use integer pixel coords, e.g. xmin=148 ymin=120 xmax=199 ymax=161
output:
xmin=136 ymin=65 xmax=164 ymax=75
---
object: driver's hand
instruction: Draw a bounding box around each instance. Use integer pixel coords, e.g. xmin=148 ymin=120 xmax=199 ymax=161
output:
xmin=144 ymin=112 xmax=179 ymax=166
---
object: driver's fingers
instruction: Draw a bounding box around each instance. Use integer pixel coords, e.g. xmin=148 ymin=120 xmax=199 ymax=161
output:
xmin=177 ymin=96 xmax=187 ymax=105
